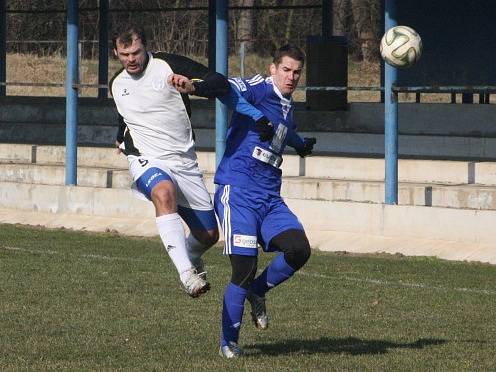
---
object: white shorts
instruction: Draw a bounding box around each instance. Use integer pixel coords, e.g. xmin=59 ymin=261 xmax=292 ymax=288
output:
xmin=128 ymin=155 xmax=213 ymax=211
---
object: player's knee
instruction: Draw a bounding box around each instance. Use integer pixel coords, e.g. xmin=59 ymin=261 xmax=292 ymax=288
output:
xmin=150 ymin=182 xmax=176 ymax=211
xmin=272 ymin=229 xmax=311 ymax=271
xmin=194 ymin=228 xmax=219 ymax=248
xmin=289 ymin=240 xmax=311 ymax=270
xmin=230 ymin=255 xmax=257 ymax=289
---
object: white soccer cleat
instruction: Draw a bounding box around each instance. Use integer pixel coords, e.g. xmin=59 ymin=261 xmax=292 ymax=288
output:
xmin=247 ymin=290 xmax=268 ymax=330
xmin=219 ymin=341 xmax=243 ymax=358
xmin=181 ymin=269 xmax=210 ymax=298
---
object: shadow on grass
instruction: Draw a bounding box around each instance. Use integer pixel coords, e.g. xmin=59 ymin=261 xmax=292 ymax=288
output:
xmin=246 ymin=337 xmax=446 ymax=356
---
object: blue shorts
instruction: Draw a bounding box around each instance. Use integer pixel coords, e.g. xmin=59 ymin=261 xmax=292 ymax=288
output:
xmin=214 ymin=184 xmax=304 ymax=256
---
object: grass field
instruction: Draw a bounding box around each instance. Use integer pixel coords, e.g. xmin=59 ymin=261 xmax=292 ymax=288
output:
xmin=1 ymin=224 xmax=496 ymax=371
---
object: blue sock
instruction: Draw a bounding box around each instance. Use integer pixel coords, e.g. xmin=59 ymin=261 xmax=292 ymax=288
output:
xmin=250 ymin=253 xmax=295 ymax=297
xmin=220 ymin=282 xmax=247 ymax=347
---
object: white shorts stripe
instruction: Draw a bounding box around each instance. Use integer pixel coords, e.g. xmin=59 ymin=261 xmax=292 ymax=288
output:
xmin=221 ymin=185 xmax=231 ymax=255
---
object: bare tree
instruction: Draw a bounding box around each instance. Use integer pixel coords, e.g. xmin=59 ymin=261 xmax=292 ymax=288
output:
xmin=237 ymin=0 xmax=255 ymax=52
xmin=350 ymin=0 xmax=380 ymax=61
xmin=332 ymin=0 xmax=350 ymax=36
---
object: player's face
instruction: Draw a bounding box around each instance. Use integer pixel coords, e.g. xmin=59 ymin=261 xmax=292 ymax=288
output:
xmin=114 ymin=35 xmax=147 ymax=75
xmin=270 ymin=56 xmax=303 ymax=97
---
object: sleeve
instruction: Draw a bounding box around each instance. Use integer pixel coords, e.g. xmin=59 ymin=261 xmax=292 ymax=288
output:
xmin=286 ymin=108 xmax=305 ymax=150
xmin=109 ymin=70 xmax=126 ymax=144
xmin=287 ymin=130 xmax=305 ymax=150
xmin=227 ymin=75 xmax=266 ymax=103
xmin=116 ymin=114 xmax=126 ymax=144
xmin=153 ymin=52 xmax=229 ymax=98
xmin=108 ymin=68 xmax=123 ymax=98
xmin=218 ymin=81 xmax=265 ymax=122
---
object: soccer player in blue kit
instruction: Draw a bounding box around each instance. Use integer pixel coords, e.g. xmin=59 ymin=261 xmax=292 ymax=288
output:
xmin=215 ymin=44 xmax=317 ymax=358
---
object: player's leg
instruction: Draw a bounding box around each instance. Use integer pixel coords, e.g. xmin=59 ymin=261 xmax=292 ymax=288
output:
xmin=173 ymin=164 xmax=219 ymax=275
xmin=130 ymin=156 xmax=208 ymax=298
xmin=247 ymin=198 xmax=311 ymax=328
xmin=214 ymin=184 xmax=262 ymax=357
xmin=177 ymin=205 xmax=218 ymax=277
xmin=251 ymin=229 xmax=311 ymax=296
xmin=219 ymin=254 xmax=257 ymax=358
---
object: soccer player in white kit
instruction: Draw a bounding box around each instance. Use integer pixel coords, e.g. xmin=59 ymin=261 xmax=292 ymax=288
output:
xmin=109 ymin=24 xmax=228 ymax=298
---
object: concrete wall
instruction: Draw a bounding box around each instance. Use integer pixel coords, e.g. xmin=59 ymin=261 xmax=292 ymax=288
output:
xmin=2 ymin=96 xmax=496 ymax=158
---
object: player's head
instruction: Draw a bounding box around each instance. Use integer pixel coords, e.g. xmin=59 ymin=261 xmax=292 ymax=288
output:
xmin=112 ymin=23 xmax=148 ymax=75
xmin=270 ymin=44 xmax=305 ymax=97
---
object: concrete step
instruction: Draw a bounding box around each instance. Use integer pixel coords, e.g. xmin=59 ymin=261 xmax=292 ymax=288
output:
xmin=0 ymin=162 xmax=129 ymax=188
xmin=2 ymin=143 xmax=496 ymax=186
xmin=2 ymin=161 xmax=496 ymax=210
xmin=0 ymin=183 xmax=494 ymax=264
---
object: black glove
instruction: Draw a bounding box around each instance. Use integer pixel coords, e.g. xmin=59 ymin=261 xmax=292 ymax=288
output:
xmin=296 ymin=137 xmax=317 ymax=157
xmin=255 ymin=117 xmax=274 ymax=142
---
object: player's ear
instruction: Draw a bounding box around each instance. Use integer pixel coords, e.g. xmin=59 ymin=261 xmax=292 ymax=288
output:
xmin=113 ymin=48 xmax=118 ymax=57
xmin=269 ymin=63 xmax=276 ymax=76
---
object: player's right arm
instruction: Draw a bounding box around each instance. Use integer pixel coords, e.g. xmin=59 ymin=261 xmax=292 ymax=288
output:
xmin=109 ymin=68 xmax=140 ymax=156
xmin=155 ymin=52 xmax=229 ymax=98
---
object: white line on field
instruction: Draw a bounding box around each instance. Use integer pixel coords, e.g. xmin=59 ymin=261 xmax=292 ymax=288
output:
xmin=81 ymin=254 xmax=141 ymax=261
xmin=0 ymin=245 xmax=138 ymax=261
xmin=2 ymin=245 xmax=495 ymax=296
xmin=0 ymin=245 xmax=57 ymax=255
xmin=298 ymin=270 xmax=496 ymax=296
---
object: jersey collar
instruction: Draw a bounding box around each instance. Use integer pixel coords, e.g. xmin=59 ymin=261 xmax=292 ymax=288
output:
xmin=267 ymin=76 xmax=292 ymax=105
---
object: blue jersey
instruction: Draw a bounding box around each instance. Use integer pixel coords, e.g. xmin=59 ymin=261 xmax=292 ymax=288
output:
xmin=214 ymin=75 xmax=304 ymax=193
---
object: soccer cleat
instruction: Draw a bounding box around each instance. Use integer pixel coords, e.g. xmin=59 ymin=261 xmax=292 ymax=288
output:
xmin=246 ymin=290 xmax=268 ymax=330
xmin=181 ymin=269 xmax=210 ymax=298
xmin=219 ymin=341 xmax=243 ymax=358
xmin=191 ymin=257 xmax=207 ymax=281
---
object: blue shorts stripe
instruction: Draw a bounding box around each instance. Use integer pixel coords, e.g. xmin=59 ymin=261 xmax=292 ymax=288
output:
xmin=135 ymin=167 xmax=172 ymax=200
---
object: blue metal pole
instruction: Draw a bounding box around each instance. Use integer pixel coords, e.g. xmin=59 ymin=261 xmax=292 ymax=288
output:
xmin=0 ymin=0 xmax=6 ymax=97
xmin=384 ymin=0 xmax=397 ymax=204
xmin=66 ymin=0 xmax=79 ymax=185
xmin=98 ymin=0 xmax=109 ymax=99
xmin=215 ymin=0 xmax=228 ymax=167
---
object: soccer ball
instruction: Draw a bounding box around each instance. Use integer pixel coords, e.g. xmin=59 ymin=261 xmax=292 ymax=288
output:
xmin=380 ymin=26 xmax=422 ymax=68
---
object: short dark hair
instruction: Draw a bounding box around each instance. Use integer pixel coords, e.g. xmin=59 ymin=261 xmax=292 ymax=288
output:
xmin=112 ymin=23 xmax=147 ymax=50
xmin=272 ymin=44 xmax=305 ymax=66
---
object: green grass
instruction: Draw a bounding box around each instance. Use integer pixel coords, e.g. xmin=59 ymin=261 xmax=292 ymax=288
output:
xmin=1 ymin=224 xmax=496 ymax=371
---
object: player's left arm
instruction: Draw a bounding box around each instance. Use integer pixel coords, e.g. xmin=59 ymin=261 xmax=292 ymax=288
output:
xmin=287 ymin=130 xmax=317 ymax=157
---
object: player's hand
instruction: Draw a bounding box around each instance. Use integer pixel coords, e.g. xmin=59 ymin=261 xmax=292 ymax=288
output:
xmin=115 ymin=140 xmax=129 ymax=155
xmin=255 ymin=117 xmax=274 ymax=142
xmin=296 ymin=137 xmax=317 ymax=157
xmin=115 ymin=140 xmax=123 ymax=154
xmin=168 ymin=74 xmax=195 ymax=93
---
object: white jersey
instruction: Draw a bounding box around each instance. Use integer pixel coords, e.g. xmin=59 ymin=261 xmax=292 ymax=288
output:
xmin=110 ymin=52 xmax=196 ymax=161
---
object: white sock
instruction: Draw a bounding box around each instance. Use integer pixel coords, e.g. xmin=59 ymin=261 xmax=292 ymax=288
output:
xmin=156 ymin=213 xmax=193 ymax=283
xmin=186 ymin=233 xmax=209 ymax=263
